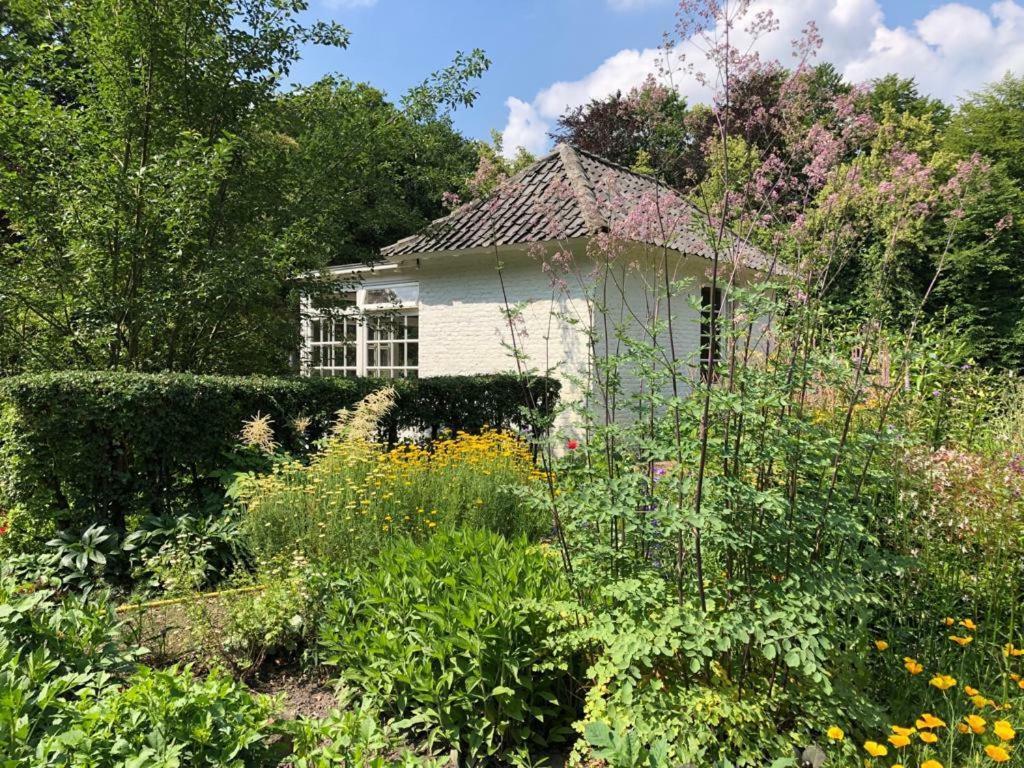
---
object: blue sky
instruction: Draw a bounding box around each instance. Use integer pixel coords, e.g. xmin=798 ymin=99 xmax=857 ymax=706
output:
xmin=290 ymin=0 xmax=1024 ymax=155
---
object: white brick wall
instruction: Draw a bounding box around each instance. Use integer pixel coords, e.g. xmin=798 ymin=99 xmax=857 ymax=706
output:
xmin=313 ymin=242 xmax=757 ymax=434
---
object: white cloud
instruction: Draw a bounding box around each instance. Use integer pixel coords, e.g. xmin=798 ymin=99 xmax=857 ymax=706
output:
xmin=501 ymin=97 xmax=550 ymax=157
xmin=500 ymin=0 xmax=1024 ymax=158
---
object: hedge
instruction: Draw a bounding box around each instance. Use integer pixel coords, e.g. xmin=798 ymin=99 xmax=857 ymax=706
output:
xmin=0 ymin=371 xmax=559 ymax=551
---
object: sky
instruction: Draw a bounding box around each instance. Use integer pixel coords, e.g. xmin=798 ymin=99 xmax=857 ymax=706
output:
xmin=290 ymin=0 xmax=1024 ymax=157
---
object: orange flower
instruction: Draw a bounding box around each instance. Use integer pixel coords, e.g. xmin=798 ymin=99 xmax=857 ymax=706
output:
xmin=985 ymin=745 xmax=1011 ymax=763
xmin=930 ymin=674 xmax=957 ymax=691
xmin=891 ymin=725 xmax=916 ymax=737
xmin=863 ymin=741 xmax=888 ymax=757
xmin=888 ymin=733 xmax=911 ymax=748
xmin=916 ymin=713 xmax=947 ymax=730
xmin=957 ymin=723 xmax=971 ymax=734
xmin=960 ymin=618 xmax=978 ymax=631
xmin=942 ymin=617 xmax=955 ymax=626
xmin=964 ymin=714 xmax=987 ymax=734
xmin=921 ymin=760 xmax=943 ymax=768
xmin=903 ymin=657 xmax=923 ymax=675
xmin=949 ymin=635 xmax=974 ymax=646
xmin=994 ymin=720 xmax=1017 ymax=742
xmin=920 ymin=731 xmax=939 ymax=744
xmin=874 ymin=639 xmax=890 ymax=651
xmin=827 ymin=726 xmax=845 ymax=741
xmin=1004 ymin=643 xmax=1024 ymax=657
xmin=972 ymin=694 xmax=995 ymax=708
xmin=965 ymin=685 xmax=980 ymax=696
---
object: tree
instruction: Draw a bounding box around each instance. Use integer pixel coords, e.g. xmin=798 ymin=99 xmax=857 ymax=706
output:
xmin=944 ymin=73 xmax=1024 ymax=184
xmin=0 ymin=0 xmax=485 ymax=375
xmin=551 ymin=80 xmax=702 ymax=188
xmin=869 ymin=74 xmax=950 ymax=127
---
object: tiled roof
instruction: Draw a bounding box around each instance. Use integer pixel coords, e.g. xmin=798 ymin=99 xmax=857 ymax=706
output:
xmin=380 ymin=144 xmax=774 ymax=272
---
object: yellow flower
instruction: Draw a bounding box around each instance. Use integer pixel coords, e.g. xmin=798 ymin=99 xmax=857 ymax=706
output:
xmin=929 ymin=674 xmax=957 ymax=691
xmin=965 ymin=715 xmax=987 ymax=734
xmin=888 ymin=733 xmax=911 ymax=748
xmin=903 ymin=657 xmax=923 ymax=675
xmin=994 ymin=720 xmax=1017 ymax=742
xmin=965 ymin=685 xmax=980 ymax=696
xmin=916 ymin=713 xmax=946 ymax=730
xmin=875 ymin=640 xmax=890 ymax=651
xmin=919 ymin=731 xmax=939 ymax=744
xmin=973 ymin=694 xmax=995 ymax=708
xmin=957 ymin=723 xmax=971 ymax=734
xmin=960 ymin=618 xmax=978 ymax=631
xmin=921 ymin=761 xmax=943 ymax=768
xmin=985 ymin=745 xmax=1011 ymax=763
xmin=949 ymin=635 xmax=974 ymax=646
xmin=827 ymin=726 xmax=844 ymax=741
xmin=891 ymin=725 xmax=916 ymax=737
xmin=943 ymin=617 xmax=955 ymax=626
xmin=864 ymin=741 xmax=888 ymax=757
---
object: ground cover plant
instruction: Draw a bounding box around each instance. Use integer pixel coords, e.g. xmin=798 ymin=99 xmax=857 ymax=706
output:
xmin=319 ymin=530 xmax=574 ymax=760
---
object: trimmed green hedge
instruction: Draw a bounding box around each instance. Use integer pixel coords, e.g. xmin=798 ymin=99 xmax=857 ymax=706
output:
xmin=0 ymin=371 xmax=558 ymax=551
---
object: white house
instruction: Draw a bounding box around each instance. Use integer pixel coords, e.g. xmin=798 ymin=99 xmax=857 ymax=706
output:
xmin=300 ymin=144 xmax=774 ymax=424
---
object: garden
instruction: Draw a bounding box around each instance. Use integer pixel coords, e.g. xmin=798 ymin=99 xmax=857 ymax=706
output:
xmin=2 ymin=350 xmax=1024 ymax=767
xmin=3 ymin=0 xmax=1024 ymax=765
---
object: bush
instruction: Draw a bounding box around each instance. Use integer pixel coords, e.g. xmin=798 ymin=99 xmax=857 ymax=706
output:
xmin=282 ymin=695 xmax=443 ymax=768
xmin=185 ymin=555 xmax=337 ymax=676
xmin=0 ymin=371 xmax=558 ymax=552
xmin=0 ymin=575 xmax=133 ymax=679
xmin=318 ymin=530 xmax=575 ymax=761
xmin=242 ymin=427 xmax=549 ymax=565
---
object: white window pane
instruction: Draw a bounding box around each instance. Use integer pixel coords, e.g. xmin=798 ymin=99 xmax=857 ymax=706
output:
xmin=363 ymin=284 xmax=418 ymax=307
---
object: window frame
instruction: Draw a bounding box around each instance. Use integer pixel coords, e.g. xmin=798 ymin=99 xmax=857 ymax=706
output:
xmin=302 ymin=281 xmax=420 ymax=379
xmin=699 ymin=285 xmax=724 ymax=382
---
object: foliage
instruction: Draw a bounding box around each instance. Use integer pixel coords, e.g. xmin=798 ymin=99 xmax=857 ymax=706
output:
xmin=944 ymin=74 xmax=1024 ymax=185
xmin=0 ymin=0 xmax=487 ymax=376
xmin=462 ymin=130 xmax=537 ymax=198
xmin=124 ymin=510 xmax=251 ymax=595
xmin=551 ymin=78 xmax=705 ymax=188
xmin=179 ymin=554 xmax=336 ymax=677
xmin=0 ymin=371 xmax=558 ymax=553
xmin=507 ymin=3 xmax=1024 ymax=764
xmin=0 ymin=575 xmax=133 ymax=679
xmin=552 ymin=59 xmax=1024 ymax=369
xmin=282 ymin=694 xmax=443 ymax=768
xmin=318 ymin=530 xmax=575 ymax=761
xmin=4 ymin=659 xmax=278 ymax=768
xmin=241 ymin=423 xmax=549 ymax=565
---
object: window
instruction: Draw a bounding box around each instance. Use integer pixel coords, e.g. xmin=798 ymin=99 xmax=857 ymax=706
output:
xmin=309 ymin=315 xmax=358 ymax=377
xmin=366 ymin=314 xmax=419 ymax=379
xmin=304 ymin=283 xmax=419 ymax=378
xmin=700 ymin=286 xmax=723 ymax=381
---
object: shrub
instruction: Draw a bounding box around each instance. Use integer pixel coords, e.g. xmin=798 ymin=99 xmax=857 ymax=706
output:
xmin=318 ymin=530 xmax=575 ymax=761
xmin=192 ymin=555 xmax=337 ymax=676
xmin=0 ymin=371 xmax=558 ymax=553
xmin=282 ymin=695 xmax=443 ymax=768
xmin=242 ymin=425 xmax=548 ymax=565
xmin=0 ymin=575 xmax=133 ymax=679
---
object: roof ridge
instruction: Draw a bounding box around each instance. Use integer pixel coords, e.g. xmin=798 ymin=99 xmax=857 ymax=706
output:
xmin=556 ymin=143 xmax=607 ymax=234
xmin=571 ymin=145 xmax=670 ymax=187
